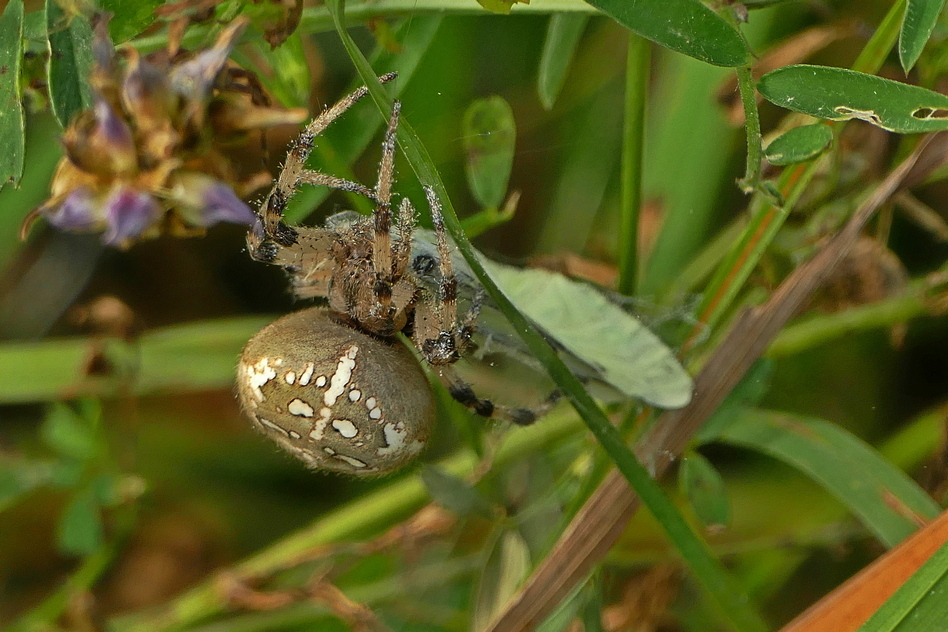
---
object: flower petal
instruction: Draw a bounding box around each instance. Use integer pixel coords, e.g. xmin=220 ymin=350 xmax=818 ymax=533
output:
xmin=103 ymin=187 xmax=161 ymax=244
xmin=45 ymin=188 xmax=104 ymax=231
xmin=171 ymin=172 xmax=256 ymax=227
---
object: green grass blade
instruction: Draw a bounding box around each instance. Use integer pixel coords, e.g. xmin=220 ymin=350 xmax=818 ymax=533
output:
xmin=858 ymin=541 xmax=948 ymax=632
xmin=537 ymin=14 xmax=588 ymax=110
xmin=708 ymin=407 xmax=941 ymax=547
xmin=617 ymin=33 xmax=648 ymax=295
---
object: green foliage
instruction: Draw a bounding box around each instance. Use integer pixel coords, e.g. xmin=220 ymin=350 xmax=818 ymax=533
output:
xmin=899 ymin=0 xmax=948 ymax=72
xmin=759 ymin=65 xmax=948 ymax=133
xmin=45 ymin=0 xmax=94 ymax=128
xmin=4 ymin=0 xmax=948 ymax=630
xmin=764 ymin=123 xmax=833 ymax=166
xmin=0 ymin=0 xmax=25 ymax=190
xmin=586 ymin=0 xmax=748 ymax=67
xmin=462 ymin=96 xmax=516 ymax=209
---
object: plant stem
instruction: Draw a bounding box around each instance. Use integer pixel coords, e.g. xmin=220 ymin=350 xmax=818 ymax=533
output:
xmin=617 ymin=34 xmax=649 ymax=296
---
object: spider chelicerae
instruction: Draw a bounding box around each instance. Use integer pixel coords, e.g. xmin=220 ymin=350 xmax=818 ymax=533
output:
xmin=236 ymin=75 xmax=552 ymax=476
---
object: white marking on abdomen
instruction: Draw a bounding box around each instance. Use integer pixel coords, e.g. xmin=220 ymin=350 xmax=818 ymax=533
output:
xmin=246 ymin=357 xmax=279 ymax=401
xmin=258 ymin=416 xmax=289 ymax=437
xmin=332 ymin=419 xmax=358 ymax=438
xmin=309 ymin=407 xmax=331 ymax=441
xmin=299 ymin=363 xmax=315 ymax=385
xmin=288 ymin=398 xmax=315 ymax=417
xmin=324 ymin=346 xmax=358 ymax=406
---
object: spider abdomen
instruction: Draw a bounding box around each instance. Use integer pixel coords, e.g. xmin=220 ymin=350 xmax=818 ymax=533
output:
xmin=237 ymin=307 xmax=435 ymax=476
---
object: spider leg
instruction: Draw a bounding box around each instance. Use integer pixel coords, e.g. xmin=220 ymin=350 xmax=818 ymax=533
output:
xmin=436 ymin=365 xmax=560 ymax=426
xmin=417 ymin=186 xmax=471 ymax=365
xmin=248 ymin=72 xmax=397 ymax=260
xmin=372 ymin=100 xmax=401 ymax=285
xmin=297 ymin=171 xmax=377 ymax=201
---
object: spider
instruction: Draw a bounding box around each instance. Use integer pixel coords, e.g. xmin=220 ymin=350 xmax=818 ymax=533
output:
xmin=236 ymin=75 xmax=552 ymax=476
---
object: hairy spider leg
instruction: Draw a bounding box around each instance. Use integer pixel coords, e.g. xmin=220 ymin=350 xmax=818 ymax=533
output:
xmin=370 ymin=101 xmax=400 ymax=315
xmin=415 ymin=186 xmax=483 ymax=365
xmin=247 ymin=72 xmax=397 ymax=260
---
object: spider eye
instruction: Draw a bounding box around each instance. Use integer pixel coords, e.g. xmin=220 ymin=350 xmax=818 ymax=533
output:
xmin=237 ymin=307 xmax=435 ymax=476
xmin=411 ymin=254 xmax=436 ymax=276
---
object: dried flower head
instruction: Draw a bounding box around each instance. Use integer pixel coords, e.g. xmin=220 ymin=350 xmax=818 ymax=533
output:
xmin=28 ymin=16 xmax=307 ymax=246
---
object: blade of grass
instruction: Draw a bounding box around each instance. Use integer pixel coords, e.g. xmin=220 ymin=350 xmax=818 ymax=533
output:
xmin=706 ymin=407 xmax=941 ymax=547
xmin=328 ymin=4 xmax=768 ymax=631
xmin=617 ymin=33 xmax=649 ymax=296
xmin=537 ymin=14 xmax=588 ymax=110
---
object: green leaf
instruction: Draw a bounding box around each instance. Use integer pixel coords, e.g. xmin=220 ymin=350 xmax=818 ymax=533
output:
xmin=680 ymin=451 xmax=730 ymax=530
xmin=758 ymin=65 xmax=948 ymax=134
xmin=899 ymin=0 xmax=948 ymax=73
xmin=711 ymin=408 xmax=941 ymax=548
xmin=420 ymin=465 xmax=494 ymax=519
xmin=764 ymin=123 xmax=833 ymax=165
xmin=0 ymin=458 xmax=56 ymax=513
xmin=97 ymin=0 xmax=163 ymax=43
xmin=473 ymin=530 xmax=532 ymax=631
xmin=46 ymin=0 xmax=94 ymax=128
xmin=537 ymin=14 xmax=588 ymax=110
xmin=41 ymin=402 xmax=98 ymax=461
xmin=585 ymin=0 xmax=748 ymax=67
xmin=481 ymin=260 xmax=693 ymax=409
xmin=462 ymin=96 xmax=516 ymax=209
xmin=858 ymin=542 xmax=948 ymax=632
xmin=56 ymin=484 xmax=104 ymax=555
xmin=0 ymin=0 xmax=24 ymax=189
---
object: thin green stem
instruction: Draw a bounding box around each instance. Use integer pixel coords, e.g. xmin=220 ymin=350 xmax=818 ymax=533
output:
xmin=617 ymin=34 xmax=649 ymax=296
xmin=735 ymin=64 xmax=763 ymax=194
xmin=130 ymin=0 xmax=596 ymax=53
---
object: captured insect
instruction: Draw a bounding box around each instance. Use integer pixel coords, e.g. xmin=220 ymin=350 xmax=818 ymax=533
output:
xmin=236 ymin=75 xmax=693 ymax=476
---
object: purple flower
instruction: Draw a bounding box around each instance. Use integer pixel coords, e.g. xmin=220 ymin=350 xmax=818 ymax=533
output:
xmin=172 ymin=172 xmax=256 ymax=227
xmin=103 ymin=187 xmax=162 ymax=245
xmin=45 ymin=188 xmax=102 ymax=231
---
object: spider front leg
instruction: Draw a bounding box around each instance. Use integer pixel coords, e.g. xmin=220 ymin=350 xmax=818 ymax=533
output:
xmin=247 ymin=73 xmax=397 ymax=264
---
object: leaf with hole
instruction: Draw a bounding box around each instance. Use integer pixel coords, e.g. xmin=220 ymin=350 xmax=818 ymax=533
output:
xmin=765 ymin=123 xmax=833 ymax=165
xmin=758 ymin=65 xmax=948 ymax=133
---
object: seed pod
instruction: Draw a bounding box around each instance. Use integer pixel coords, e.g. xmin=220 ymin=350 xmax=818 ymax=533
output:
xmin=237 ymin=307 xmax=435 ymax=475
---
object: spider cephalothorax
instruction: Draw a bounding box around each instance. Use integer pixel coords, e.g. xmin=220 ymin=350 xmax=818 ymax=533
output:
xmin=236 ymin=76 xmax=543 ymax=476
